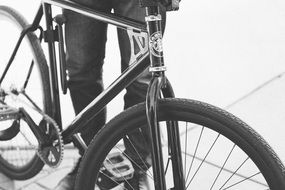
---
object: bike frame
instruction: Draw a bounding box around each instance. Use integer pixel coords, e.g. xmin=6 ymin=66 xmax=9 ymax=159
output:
xmin=1 ymin=0 xmax=185 ymax=189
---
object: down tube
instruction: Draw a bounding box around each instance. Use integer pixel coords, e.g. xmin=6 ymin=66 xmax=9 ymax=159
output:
xmin=62 ymin=53 xmax=149 ymax=141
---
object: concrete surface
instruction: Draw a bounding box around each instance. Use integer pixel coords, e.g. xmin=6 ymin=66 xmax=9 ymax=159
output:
xmin=0 ymin=147 xmax=79 ymax=190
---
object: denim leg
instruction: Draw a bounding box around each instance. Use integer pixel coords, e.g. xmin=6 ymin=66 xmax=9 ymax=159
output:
xmin=114 ymin=0 xmax=166 ymax=108
xmin=64 ymin=0 xmax=111 ymax=147
xmin=113 ymin=0 xmax=166 ymax=168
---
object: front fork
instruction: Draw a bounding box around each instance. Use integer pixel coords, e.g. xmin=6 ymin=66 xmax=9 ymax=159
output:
xmin=145 ymin=6 xmax=185 ymax=190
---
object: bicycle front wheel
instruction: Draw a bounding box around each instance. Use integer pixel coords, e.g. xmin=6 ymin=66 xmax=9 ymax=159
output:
xmin=76 ymin=98 xmax=285 ymax=190
xmin=0 ymin=6 xmax=51 ymax=180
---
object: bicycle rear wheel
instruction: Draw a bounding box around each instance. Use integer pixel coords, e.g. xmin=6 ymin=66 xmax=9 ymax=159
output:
xmin=0 ymin=6 xmax=51 ymax=180
xmin=76 ymin=98 xmax=285 ymax=190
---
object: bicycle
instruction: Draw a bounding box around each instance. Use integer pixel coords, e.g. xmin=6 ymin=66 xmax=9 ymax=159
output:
xmin=0 ymin=0 xmax=285 ymax=189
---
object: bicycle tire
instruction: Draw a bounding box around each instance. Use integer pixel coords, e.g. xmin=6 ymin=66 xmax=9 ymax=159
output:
xmin=76 ymin=98 xmax=285 ymax=190
xmin=0 ymin=6 xmax=52 ymax=180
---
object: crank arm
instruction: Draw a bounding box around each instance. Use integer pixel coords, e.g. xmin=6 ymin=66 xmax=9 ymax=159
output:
xmin=19 ymin=108 xmax=49 ymax=145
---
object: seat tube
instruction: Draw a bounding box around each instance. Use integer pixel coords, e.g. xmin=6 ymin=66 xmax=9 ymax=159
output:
xmin=42 ymin=3 xmax=63 ymax=128
xmin=145 ymin=5 xmax=167 ymax=190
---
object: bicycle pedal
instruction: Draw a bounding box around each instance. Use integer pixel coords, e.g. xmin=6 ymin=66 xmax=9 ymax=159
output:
xmin=97 ymin=152 xmax=134 ymax=189
xmin=104 ymin=152 xmax=134 ymax=180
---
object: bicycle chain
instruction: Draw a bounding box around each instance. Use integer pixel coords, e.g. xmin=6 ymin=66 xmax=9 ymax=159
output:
xmin=21 ymin=113 xmax=64 ymax=168
xmin=0 ymin=106 xmax=19 ymax=121
xmin=37 ymin=114 xmax=64 ymax=168
xmin=2 ymin=90 xmax=64 ymax=168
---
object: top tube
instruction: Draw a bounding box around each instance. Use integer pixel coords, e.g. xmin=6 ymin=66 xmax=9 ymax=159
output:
xmin=42 ymin=0 xmax=147 ymax=32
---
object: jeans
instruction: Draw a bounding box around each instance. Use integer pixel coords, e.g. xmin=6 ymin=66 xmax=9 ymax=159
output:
xmin=64 ymin=0 xmax=166 ymax=169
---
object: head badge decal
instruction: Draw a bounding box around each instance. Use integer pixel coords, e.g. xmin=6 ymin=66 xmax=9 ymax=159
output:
xmin=149 ymin=32 xmax=163 ymax=57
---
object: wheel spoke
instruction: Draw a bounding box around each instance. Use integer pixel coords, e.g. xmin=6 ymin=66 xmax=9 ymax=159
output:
xmin=125 ymin=134 xmax=153 ymax=177
xmin=23 ymin=60 xmax=35 ymax=90
xmin=184 ymin=122 xmax=188 ymax=178
xmin=21 ymin=91 xmax=43 ymax=113
xmin=219 ymin=157 xmax=250 ymax=190
xmin=164 ymin=156 xmax=171 ymax=175
xmin=105 ymin=156 xmax=135 ymax=189
xmin=210 ymin=144 xmax=236 ymax=190
xmin=98 ymin=169 xmax=128 ymax=190
xmin=222 ymin=172 xmax=264 ymax=190
xmin=74 ymin=99 xmax=284 ymax=189
xmin=114 ymin=144 xmax=153 ymax=180
xmin=185 ymin=126 xmax=204 ymax=182
xmin=186 ymin=133 xmax=220 ymax=189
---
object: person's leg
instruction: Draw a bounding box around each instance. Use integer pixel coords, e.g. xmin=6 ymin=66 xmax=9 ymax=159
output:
xmin=113 ymin=0 xmax=166 ymax=189
xmin=114 ymin=0 xmax=166 ymax=108
xmin=55 ymin=1 xmax=111 ymax=189
xmin=65 ymin=0 xmax=112 ymax=146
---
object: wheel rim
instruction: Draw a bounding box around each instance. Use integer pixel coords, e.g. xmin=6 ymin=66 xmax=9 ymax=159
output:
xmin=0 ymin=10 xmax=46 ymax=174
xmin=84 ymin=117 xmax=274 ymax=190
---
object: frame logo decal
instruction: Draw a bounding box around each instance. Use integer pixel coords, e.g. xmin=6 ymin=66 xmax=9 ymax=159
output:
xmin=149 ymin=31 xmax=163 ymax=57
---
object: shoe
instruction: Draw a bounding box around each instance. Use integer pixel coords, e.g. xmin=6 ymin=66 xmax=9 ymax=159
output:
xmin=54 ymin=158 xmax=81 ymax=190
xmin=124 ymin=170 xmax=149 ymax=190
xmin=54 ymin=174 xmax=76 ymax=190
xmin=97 ymin=152 xmax=150 ymax=190
xmin=98 ymin=171 xmax=149 ymax=190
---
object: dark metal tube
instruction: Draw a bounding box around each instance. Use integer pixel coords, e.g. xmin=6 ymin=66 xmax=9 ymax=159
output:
xmin=62 ymin=53 xmax=149 ymax=141
xmin=0 ymin=32 xmax=25 ymax=85
xmin=162 ymin=79 xmax=186 ymax=189
xmin=166 ymin=120 xmax=186 ymax=190
xmin=55 ymin=17 xmax=68 ymax=95
xmin=144 ymin=6 xmax=168 ymax=190
xmin=72 ymin=134 xmax=87 ymax=151
xmin=20 ymin=108 xmax=48 ymax=143
xmin=30 ymin=6 xmax=44 ymax=31
xmin=145 ymin=6 xmax=164 ymax=69
xmin=161 ymin=79 xmax=186 ymax=189
xmin=43 ymin=3 xmax=63 ymax=128
xmin=146 ymin=76 xmax=166 ymax=190
xmin=42 ymin=0 xmax=147 ymax=32
xmin=0 ymin=6 xmax=42 ymax=85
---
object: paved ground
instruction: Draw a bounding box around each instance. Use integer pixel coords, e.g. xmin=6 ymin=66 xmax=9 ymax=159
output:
xmin=0 ymin=147 xmax=80 ymax=190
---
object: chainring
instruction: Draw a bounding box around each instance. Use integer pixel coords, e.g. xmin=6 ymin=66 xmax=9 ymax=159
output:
xmin=0 ymin=87 xmax=64 ymax=168
xmin=37 ymin=115 xmax=64 ymax=168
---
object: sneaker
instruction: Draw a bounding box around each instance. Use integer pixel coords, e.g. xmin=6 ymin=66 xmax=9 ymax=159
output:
xmin=97 ymin=170 xmax=149 ymax=190
xmin=124 ymin=170 xmax=149 ymax=190
xmin=54 ymin=158 xmax=81 ymax=190
xmin=54 ymin=174 xmax=76 ymax=190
